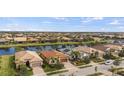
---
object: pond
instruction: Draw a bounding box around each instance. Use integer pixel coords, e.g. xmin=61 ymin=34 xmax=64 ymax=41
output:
xmin=0 ymin=44 xmax=77 ymax=56
xmin=0 ymin=48 xmax=15 ymax=56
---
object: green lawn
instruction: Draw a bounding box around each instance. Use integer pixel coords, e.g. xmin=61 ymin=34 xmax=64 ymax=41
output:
xmin=0 ymin=55 xmax=16 ymax=76
xmin=87 ymin=72 xmax=103 ymax=76
xmin=92 ymin=58 xmax=105 ymax=63
xmin=72 ymin=61 xmax=87 ymax=66
xmin=42 ymin=63 xmax=64 ymax=72
xmin=0 ymin=40 xmax=109 ymax=48
xmin=0 ymin=42 xmax=81 ymax=48
xmin=47 ymin=69 xmax=68 ymax=75
xmin=0 ymin=55 xmax=33 ymax=76
xmin=78 ymin=65 xmax=92 ymax=69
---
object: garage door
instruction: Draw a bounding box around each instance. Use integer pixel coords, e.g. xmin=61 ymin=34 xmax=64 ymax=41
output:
xmin=31 ymin=63 xmax=41 ymax=67
xmin=61 ymin=59 xmax=68 ymax=62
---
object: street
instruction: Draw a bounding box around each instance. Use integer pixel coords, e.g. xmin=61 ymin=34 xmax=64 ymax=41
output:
xmin=51 ymin=61 xmax=124 ymax=76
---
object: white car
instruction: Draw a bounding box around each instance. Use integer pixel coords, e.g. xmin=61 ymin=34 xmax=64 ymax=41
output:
xmin=105 ymin=60 xmax=114 ymax=65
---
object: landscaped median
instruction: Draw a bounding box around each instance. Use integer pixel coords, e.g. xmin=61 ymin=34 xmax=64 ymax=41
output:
xmin=46 ymin=69 xmax=68 ymax=75
xmin=87 ymin=72 xmax=104 ymax=76
xmin=77 ymin=64 xmax=92 ymax=69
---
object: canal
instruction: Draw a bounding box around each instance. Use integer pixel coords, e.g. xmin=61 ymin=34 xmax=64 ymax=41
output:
xmin=0 ymin=44 xmax=78 ymax=56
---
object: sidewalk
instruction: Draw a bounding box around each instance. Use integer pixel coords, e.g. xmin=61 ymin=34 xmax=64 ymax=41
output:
xmin=32 ymin=66 xmax=46 ymax=76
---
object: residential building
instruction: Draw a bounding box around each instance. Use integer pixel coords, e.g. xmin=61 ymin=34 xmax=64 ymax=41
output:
xmin=40 ymin=50 xmax=69 ymax=64
xmin=15 ymin=50 xmax=43 ymax=69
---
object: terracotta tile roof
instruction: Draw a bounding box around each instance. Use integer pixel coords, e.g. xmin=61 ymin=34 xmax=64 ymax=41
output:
xmin=41 ymin=50 xmax=69 ymax=59
xmin=15 ymin=51 xmax=43 ymax=64
xmin=92 ymin=45 xmax=108 ymax=52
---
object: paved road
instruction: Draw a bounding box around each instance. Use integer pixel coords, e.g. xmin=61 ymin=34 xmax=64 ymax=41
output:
xmin=32 ymin=66 xmax=46 ymax=76
xmin=51 ymin=60 xmax=124 ymax=76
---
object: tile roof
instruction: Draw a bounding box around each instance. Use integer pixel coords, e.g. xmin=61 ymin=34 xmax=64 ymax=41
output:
xmin=41 ymin=50 xmax=69 ymax=59
xmin=15 ymin=50 xmax=43 ymax=64
xmin=92 ymin=45 xmax=108 ymax=52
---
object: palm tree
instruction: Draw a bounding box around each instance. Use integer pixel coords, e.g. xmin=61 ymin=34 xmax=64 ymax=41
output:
xmin=95 ymin=66 xmax=98 ymax=73
xmin=118 ymin=48 xmax=124 ymax=57
xmin=70 ymin=51 xmax=80 ymax=61
xmin=83 ymin=56 xmax=90 ymax=64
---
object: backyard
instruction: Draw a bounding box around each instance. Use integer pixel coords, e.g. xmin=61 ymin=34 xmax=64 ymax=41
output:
xmin=0 ymin=55 xmax=33 ymax=76
xmin=0 ymin=55 xmax=16 ymax=76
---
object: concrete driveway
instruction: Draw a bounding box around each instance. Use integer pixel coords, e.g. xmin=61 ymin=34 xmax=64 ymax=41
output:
xmin=63 ymin=62 xmax=79 ymax=73
xmin=32 ymin=66 xmax=46 ymax=76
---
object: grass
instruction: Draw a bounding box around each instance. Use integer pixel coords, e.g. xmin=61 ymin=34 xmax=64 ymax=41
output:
xmin=0 ymin=55 xmax=33 ymax=76
xmin=47 ymin=69 xmax=68 ymax=75
xmin=0 ymin=40 xmax=109 ymax=48
xmin=78 ymin=65 xmax=92 ymax=69
xmin=0 ymin=42 xmax=81 ymax=48
xmin=0 ymin=56 xmax=1 ymax=63
xmin=42 ymin=63 xmax=64 ymax=72
xmin=23 ymin=68 xmax=33 ymax=76
xmin=0 ymin=55 xmax=17 ymax=76
xmin=117 ymin=70 xmax=124 ymax=76
xmin=92 ymin=58 xmax=104 ymax=63
xmin=109 ymin=67 xmax=124 ymax=73
xmin=73 ymin=61 xmax=86 ymax=66
xmin=87 ymin=72 xmax=103 ymax=76
xmin=15 ymin=47 xmax=25 ymax=52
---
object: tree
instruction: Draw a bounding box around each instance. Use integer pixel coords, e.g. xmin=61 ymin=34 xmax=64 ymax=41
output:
xmin=18 ymin=64 xmax=28 ymax=76
xmin=113 ymin=60 xmax=121 ymax=66
xmin=50 ymin=57 xmax=59 ymax=64
xmin=83 ymin=56 xmax=90 ymax=64
xmin=90 ymin=51 xmax=99 ymax=59
xmin=95 ymin=66 xmax=98 ymax=72
xmin=118 ymin=48 xmax=124 ymax=57
xmin=70 ymin=51 xmax=80 ymax=61
xmin=103 ymin=50 xmax=114 ymax=59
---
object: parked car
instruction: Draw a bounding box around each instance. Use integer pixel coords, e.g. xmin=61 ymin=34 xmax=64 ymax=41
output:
xmin=105 ymin=60 xmax=114 ymax=65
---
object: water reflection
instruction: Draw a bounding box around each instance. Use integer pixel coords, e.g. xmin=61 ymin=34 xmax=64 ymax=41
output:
xmin=0 ymin=45 xmax=77 ymax=55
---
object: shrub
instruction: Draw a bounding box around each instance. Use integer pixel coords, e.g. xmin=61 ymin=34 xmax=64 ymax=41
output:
xmin=17 ymin=64 xmax=29 ymax=76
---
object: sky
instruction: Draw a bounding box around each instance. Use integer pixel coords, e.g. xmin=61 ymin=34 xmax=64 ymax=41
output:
xmin=0 ymin=17 xmax=124 ymax=32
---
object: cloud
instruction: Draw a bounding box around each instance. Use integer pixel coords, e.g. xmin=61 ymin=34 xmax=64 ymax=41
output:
xmin=81 ymin=17 xmax=103 ymax=23
xmin=92 ymin=17 xmax=103 ymax=20
xmin=0 ymin=23 xmax=53 ymax=31
xmin=109 ymin=20 xmax=120 ymax=25
xmin=53 ymin=17 xmax=68 ymax=21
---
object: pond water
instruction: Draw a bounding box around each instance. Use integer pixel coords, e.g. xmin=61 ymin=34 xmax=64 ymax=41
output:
xmin=0 ymin=44 xmax=77 ymax=56
xmin=0 ymin=48 xmax=15 ymax=55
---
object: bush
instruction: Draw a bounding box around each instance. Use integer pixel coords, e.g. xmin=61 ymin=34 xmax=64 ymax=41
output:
xmin=117 ymin=71 xmax=124 ymax=76
xmin=50 ymin=63 xmax=64 ymax=69
xmin=42 ymin=63 xmax=64 ymax=72
xmin=17 ymin=64 xmax=29 ymax=76
xmin=113 ymin=60 xmax=121 ymax=66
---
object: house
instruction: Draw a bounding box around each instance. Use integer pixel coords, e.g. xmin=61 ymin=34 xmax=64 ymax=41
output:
xmin=0 ymin=38 xmax=9 ymax=44
xmin=73 ymin=46 xmax=104 ymax=57
xmin=15 ymin=50 xmax=43 ymax=69
xmin=92 ymin=45 xmax=109 ymax=52
xmin=27 ymin=37 xmax=39 ymax=43
xmin=104 ymin=44 xmax=122 ymax=51
xmin=40 ymin=50 xmax=69 ymax=63
xmin=14 ymin=37 xmax=27 ymax=43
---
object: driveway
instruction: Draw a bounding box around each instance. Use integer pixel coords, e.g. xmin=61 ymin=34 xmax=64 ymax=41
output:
xmin=63 ymin=62 xmax=79 ymax=73
xmin=32 ymin=66 xmax=46 ymax=76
